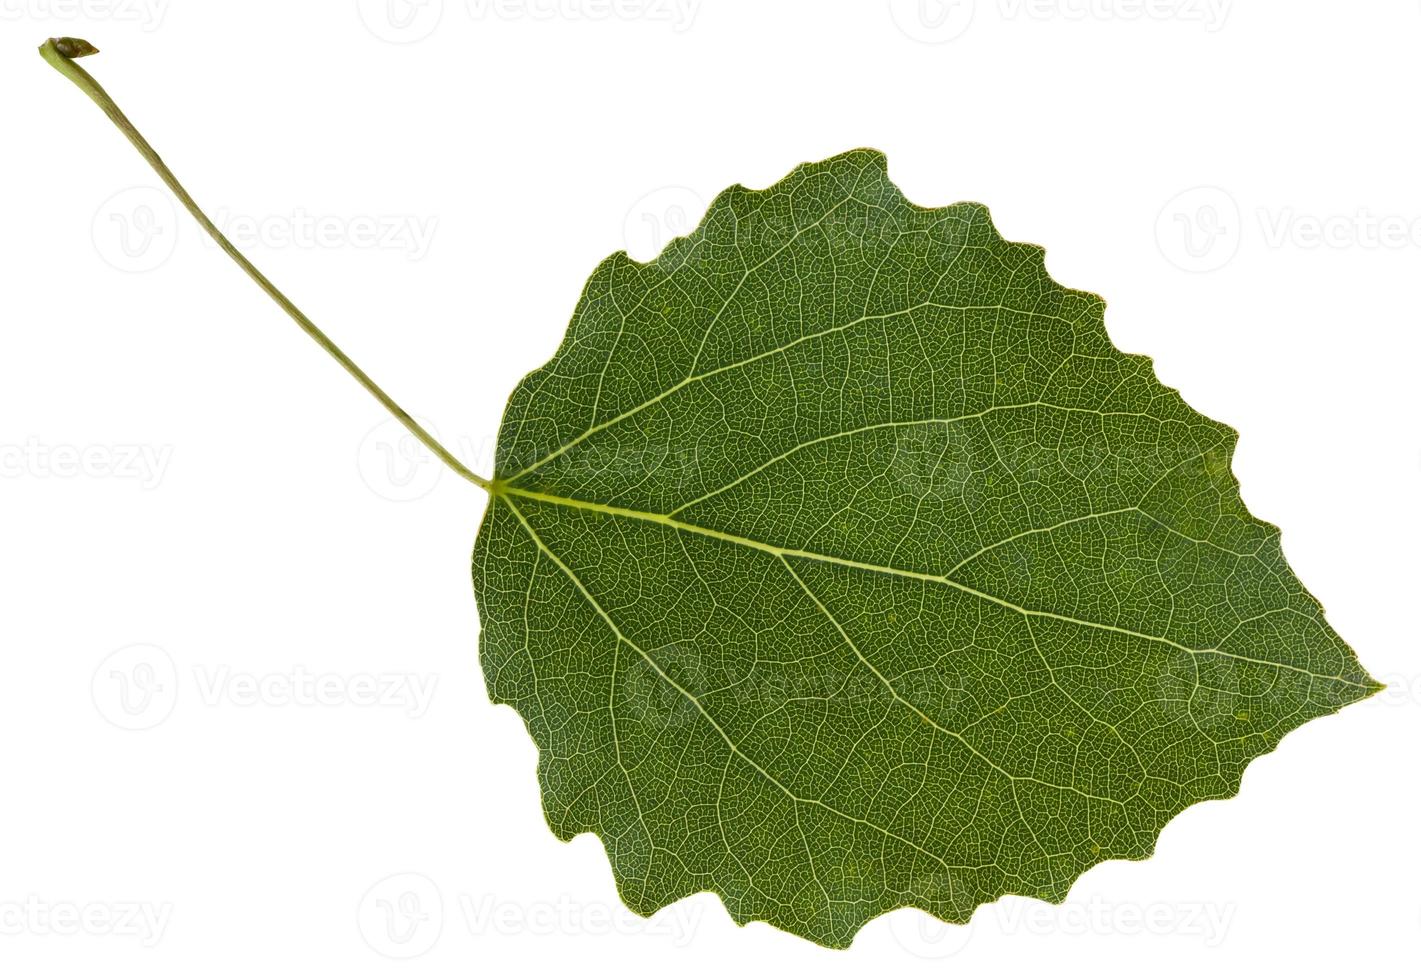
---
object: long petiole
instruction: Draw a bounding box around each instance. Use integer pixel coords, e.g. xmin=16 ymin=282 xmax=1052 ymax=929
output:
xmin=37 ymin=37 xmax=492 ymax=492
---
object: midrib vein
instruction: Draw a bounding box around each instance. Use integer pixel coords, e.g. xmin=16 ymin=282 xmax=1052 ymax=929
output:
xmin=495 ymin=484 xmax=1373 ymax=691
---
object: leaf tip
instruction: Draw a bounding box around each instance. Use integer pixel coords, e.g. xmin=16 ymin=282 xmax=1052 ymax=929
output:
xmin=41 ymin=36 xmax=100 ymax=61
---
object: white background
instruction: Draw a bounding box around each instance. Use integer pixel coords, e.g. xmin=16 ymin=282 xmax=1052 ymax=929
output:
xmin=1 ymin=1 xmax=1418 ymax=975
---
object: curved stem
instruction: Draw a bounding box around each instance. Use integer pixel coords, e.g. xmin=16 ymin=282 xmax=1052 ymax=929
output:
xmin=38 ymin=37 xmax=492 ymax=493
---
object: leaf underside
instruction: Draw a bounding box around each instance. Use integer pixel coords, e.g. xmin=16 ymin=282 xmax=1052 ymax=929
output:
xmin=472 ymin=149 xmax=1377 ymax=948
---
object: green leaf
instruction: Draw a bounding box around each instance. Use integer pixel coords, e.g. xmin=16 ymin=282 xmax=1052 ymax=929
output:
xmin=472 ymin=149 xmax=1377 ymax=948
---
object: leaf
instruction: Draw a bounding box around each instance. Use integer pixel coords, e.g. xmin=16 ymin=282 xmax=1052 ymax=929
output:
xmin=472 ymin=149 xmax=1377 ymax=948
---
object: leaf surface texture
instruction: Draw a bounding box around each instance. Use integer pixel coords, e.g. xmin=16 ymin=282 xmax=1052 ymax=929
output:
xmin=472 ymin=150 xmax=1376 ymax=948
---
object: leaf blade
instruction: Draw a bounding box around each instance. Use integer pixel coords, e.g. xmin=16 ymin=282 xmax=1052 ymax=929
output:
xmin=473 ymin=149 xmax=1377 ymax=948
